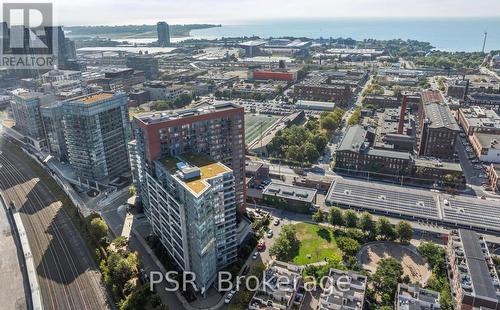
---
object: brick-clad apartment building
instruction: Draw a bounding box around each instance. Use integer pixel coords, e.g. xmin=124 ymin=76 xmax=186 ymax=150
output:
xmin=131 ymin=102 xmax=245 ymax=290
xmin=133 ymin=102 xmax=246 ymax=208
xmin=417 ymin=91 xmax=460 ymax=159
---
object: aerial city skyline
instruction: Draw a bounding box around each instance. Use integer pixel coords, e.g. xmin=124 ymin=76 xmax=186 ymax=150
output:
xmin=2 ymin=2 xmax=500 ymax=310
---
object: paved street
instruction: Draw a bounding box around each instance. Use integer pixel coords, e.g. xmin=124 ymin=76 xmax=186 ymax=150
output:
xmin=454 ymin=128 xmax=499 ymax=199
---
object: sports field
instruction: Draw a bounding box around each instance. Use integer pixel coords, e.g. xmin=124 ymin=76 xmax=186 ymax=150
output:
xmin=244 ymin=113 xmax=280 ymax=144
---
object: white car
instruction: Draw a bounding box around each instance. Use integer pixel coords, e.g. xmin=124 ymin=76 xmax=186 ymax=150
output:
xmin=224 ymin=292 xmax=234 ymax=304
xmin=267 ymin=229 xmax=273 ymax=238
xmin=252 ymin=252 xmax=259 ymax=260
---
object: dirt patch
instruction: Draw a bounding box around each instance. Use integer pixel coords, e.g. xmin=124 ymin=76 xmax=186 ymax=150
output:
xmin=357 ymin=242 xmax=432 ymax=285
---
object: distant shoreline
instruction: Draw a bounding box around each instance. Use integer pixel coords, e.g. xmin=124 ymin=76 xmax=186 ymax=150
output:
xmin=64 ymin=24 xmax=221 ymax=40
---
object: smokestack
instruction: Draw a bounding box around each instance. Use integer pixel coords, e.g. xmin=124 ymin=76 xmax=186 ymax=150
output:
xmin=398 ymin=95 xmax=408 ymax=134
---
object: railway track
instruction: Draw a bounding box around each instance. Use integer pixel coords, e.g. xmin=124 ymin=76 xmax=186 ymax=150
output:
xmin=0 ymin=145 xmax=111 ymax=310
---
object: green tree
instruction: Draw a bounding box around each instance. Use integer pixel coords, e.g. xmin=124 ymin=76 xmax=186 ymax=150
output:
xmin=119 ymin=286 xmax=148 ymax=310
xmin=267 ymin=134 xmax=288 ymax=156
xmin=269 ymin=235 xmax=291 ymax=259
xmin=337 ymin=237 xmax=360 ymax=257
xmin=348 ymin=107 xmax=362 ymax=126
xmin=418 ymin=242 xmax=446 ymax=276
xmin=285 ymin=145 xmax=303 ymax=163
xmin=396 ymin=221 xmax=413 ymax=244
xmin=304 ymin=118 xmax=319 ymax=131
xmin=280 ymin=224 xmax=297 ymax=243
xmin=269 ymin=225 xmax=297 ymax=260
xmin=89 ymin=217 xmax=108 ymax=244
xmin=345 ymin=228 xmax=365 ymax=242
xmin=371 ymin=258 xmax=403 ymax=306
xmin=286 ymin=126 xmax=310 ymax=146
xmin=344 ymin=210 xmax=358 ymax=228
xmin=417 ymin=242 xmax=452 ymax=310
xmin=173 ymin=93 xmax=192 ymax=107
xmin=320 ymin=116 xmax=338 ymax=131
xmin=440 ymin=285 xmax=453 ymax=310
xmin=312 ymin=210 xmax=324 ymax=223
xmin=358 ymin=212 xmax=376 ymax=236
xmin=328 ymin=207 xmax=345 ymax=227
xmin=304 ymin=142 xmax=320 ymax=163
xmin=311 ymin=133 xmax=328 ymax=153
xmin=128 ymin=186 xmax=136 ymax=196
xmin=376 ymin=217 xmax=396 ymax=240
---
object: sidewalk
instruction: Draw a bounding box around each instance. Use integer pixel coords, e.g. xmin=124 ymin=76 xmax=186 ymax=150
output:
xmin=102 ymin=205 xmax=228 ymax=310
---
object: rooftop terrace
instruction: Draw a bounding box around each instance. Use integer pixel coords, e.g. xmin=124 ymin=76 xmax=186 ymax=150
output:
xmin=79 ymin=92 xmax=114 ymax=104
xmin=160 ymin=153 xmax=231 ymax=195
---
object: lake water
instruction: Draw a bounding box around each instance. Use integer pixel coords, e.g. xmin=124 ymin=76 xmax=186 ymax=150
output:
xmin=189 ymin=18 xmax=500 ymax=52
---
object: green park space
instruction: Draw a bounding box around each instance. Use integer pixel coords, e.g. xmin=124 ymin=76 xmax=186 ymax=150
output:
xmin=290 ymin=223 xmax=343 ymax=265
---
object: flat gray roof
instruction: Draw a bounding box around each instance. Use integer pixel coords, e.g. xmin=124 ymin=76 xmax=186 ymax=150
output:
xmin=414 ymin=159 xmax=462 ymax=172
xmin=474 ymin=133 xmax=500 ymax=150
xmin=423 ymin=103 xmax=460 ymax=131
xmin=459 ymin=229 xmax=498 ymax=301
xmin=367 ymin=148 xmax=412 ymax=160
xmin=326 ymin=177 xmax=500 ymax=233
xmin=337 ymin=125 xmax=368 ymax=152
xmin=135 ymin=102 xmax=242 ymax=124
xmin=263 ymin=182 xmax=317 ymax=203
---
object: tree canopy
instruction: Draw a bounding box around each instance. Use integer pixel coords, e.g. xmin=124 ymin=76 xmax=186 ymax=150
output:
xmin=371 ymin=258 xmax=404 ymax=306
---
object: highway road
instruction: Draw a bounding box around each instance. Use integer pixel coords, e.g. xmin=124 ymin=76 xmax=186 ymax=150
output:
xmin=0 ymin=141 xmax=111 ymax=310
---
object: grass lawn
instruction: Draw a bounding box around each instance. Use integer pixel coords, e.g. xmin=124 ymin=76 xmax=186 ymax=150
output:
xmin=292 ymin=223 xmax=343 ymax=265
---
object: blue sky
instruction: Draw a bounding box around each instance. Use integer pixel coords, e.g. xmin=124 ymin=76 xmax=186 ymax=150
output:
xmin=50 ymin=0 xmax=500 ymax=26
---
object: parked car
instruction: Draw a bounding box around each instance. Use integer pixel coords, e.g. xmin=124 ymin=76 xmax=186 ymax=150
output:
xmin=311 ymin=166 xmax=325 ymax=174
xmin=273 ymin=219 xmax=280 ymax=226
xmin=257 ymin=241 xmax=266 ymax=251
xmin=224 ymin=292 xmax=234 ymax=304
xmin=252 ymin=252 xmax=259 ymax=260
xmin=267 ymin=229 xmax=273 ymax=238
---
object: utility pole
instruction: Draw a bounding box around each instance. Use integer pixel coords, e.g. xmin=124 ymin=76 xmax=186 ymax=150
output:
xmin=482 ymin=31 xmax=488 ymax=53
xmin=260 ymin=122 xmax=263 ymax=156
